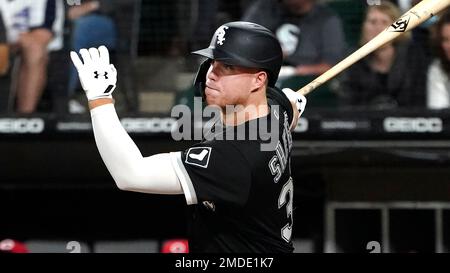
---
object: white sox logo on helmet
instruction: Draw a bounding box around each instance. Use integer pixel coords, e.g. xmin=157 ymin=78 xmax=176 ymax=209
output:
xmin=216 ymin=26 xmax=229 ymax=46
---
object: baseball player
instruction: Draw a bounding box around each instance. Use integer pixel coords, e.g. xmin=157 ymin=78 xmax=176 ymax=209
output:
xmin=71 ymin=21 xmax=306 ymax=253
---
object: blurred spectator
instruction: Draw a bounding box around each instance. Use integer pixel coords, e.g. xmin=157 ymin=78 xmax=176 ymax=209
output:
xmin=337 ymin=1 xmax=428 ymax=109
xmin=242 ymin=0 xmax=347 ymax=76
xmin=0 ymin=11 xmax=8 ymax=113
xmin=395 ymin=0 xmax=417 ymax=13
xmin=67 ymin=0 xmax=117 ymax=113
xmin=188 ymin=0 xmax=219 ymax=56
xmin=139 ymin=0 xmax=180 ymax=56
xmin=0 ymin=0 xmax=65 ymax=114
xmin=427 ymin=10 xmax=450 ymax=110
xmin=188 ymin=0 xmax=246 ymax=57
xmin=394 ymin=0 xmax=436 ymax=58
xmin=0 ymin=10 xmax=8 ymax=76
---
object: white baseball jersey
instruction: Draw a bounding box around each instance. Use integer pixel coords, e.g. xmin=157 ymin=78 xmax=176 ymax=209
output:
xmin=0 ymin=0 xmax=64 ymax=51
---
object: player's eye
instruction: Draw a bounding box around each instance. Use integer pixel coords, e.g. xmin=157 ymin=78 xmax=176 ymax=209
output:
xmin=223 ymin=64 xmax=234 ymax=70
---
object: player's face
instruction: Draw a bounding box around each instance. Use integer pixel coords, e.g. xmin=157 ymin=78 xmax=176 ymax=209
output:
xmin=441 ymin=24 xmax=450 ymax=61
xmin=363 ymin=9 xmax=392 ymax=43
xmin=205 ymin=60 xmax=265 ymax=108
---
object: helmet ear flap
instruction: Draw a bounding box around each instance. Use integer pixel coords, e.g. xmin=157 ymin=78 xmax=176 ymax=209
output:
xmin=193 ymin=59 xmax=212 ymax=100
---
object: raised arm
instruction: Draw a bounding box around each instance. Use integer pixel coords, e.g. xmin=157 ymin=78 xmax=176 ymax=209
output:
xmin=70 ymin=46 xmax=183 ymax=194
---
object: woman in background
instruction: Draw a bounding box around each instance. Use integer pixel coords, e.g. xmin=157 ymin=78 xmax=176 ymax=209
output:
xmin=338 ymin=1 xmax=428 ymax=109
xmin=427 ymin=10 xmax=450 ymax=110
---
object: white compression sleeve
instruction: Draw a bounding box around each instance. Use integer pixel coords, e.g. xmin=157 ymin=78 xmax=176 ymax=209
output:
xmin=90 ymin=104 xmax=183 ymax=194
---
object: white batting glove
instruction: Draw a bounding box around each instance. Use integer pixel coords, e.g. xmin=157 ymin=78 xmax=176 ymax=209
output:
xmin=70 ymin=46 xmax=117 ymax=101
xmin=282 ymin=88 xmax=307 ymax=116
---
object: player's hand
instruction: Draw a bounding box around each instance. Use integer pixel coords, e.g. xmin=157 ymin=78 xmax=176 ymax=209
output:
xmin=70 ymin=46 xmax=117 ymax=101
xmin=282 ymin=88 xmax=307 ymax=117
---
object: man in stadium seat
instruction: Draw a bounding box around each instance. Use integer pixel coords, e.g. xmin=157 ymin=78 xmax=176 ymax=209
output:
xmin=0 ymin=0 xmax=65 ymax=113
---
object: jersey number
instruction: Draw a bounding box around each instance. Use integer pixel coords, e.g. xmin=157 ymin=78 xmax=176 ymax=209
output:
xmin=278 ymin=177 xmax=293 ymax=243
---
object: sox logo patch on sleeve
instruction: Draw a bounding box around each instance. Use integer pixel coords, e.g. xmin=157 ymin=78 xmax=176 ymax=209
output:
xmin=185 ymin=147 xmax=212 ymax=168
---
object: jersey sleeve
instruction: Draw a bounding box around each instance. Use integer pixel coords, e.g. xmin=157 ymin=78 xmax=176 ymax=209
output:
xmin=170 ymin=141 xmax=251 ymax=207
xmin=267 ymin=86 xmax=294 ymax=125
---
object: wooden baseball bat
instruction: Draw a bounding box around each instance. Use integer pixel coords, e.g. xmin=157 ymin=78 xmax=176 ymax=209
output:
xmin=297 ymin=0 xmax=450 ymax=96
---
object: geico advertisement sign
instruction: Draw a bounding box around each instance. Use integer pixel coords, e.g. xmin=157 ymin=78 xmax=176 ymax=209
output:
xmin=0 ymin=118 xmax=45 ymax=134
xmin=121 ymin=118 xmax=176 ymax=133
xmin=383 ymin=117 xmax=443 ymax=133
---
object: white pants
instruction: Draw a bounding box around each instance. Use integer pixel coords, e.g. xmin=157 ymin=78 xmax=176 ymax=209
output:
xmin=0 ymin=0 xmax=65 ymax=51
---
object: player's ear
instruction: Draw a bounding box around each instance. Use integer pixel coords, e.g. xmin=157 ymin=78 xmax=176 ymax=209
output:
xmin=253 ymin=70 xmax=268 ymax=91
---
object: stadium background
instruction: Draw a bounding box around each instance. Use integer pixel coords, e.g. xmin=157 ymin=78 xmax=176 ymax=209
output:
xmin=1 ymin=0 xmax=450 ymax=253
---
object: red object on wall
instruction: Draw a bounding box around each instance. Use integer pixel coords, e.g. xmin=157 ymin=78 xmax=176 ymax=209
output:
xmin=0 ymin=239 xmax=29 ymax=253
xmin=161 ymin=239 xmax=189 ymax=253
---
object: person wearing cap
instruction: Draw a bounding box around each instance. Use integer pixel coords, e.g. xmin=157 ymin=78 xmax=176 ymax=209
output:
xmin=242 ymin=0 xmax=347 ymax=76
xmin=70 ymin=21 xmax=306 ymax=253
